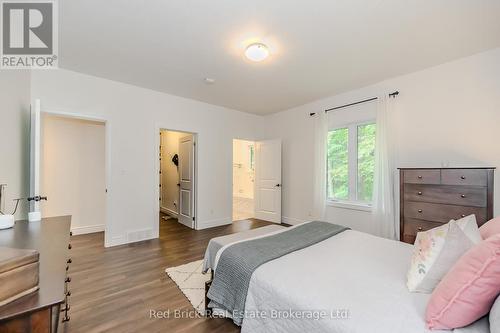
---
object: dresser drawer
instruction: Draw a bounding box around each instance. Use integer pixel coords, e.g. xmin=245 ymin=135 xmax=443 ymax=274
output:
xmin=403 ymin=170 xmax=441 ymax=184
xmin=404 ymin=202 xmax=487 ymax=223
xmin=403 ymin=218 xmax=444 ymax=243
xmin=404 ymin=184 xmax=487 ymax=207
xmin=441 ymin=169 xmax=487 ymax=186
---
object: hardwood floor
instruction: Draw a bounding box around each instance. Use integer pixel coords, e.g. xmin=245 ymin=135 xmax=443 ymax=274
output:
xmin=65 ymin=216 xmax=273 ymax=333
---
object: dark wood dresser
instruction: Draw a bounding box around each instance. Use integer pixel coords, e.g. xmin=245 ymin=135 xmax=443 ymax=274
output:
xmin=399 ymin=168 xmax=495 ymax=244
xmin=0 ymin=216 xmax=72 ymax=332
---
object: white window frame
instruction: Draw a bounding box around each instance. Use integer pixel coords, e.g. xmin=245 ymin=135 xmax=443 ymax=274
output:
xmin=326 ymin=119 xmax=375 ymax=212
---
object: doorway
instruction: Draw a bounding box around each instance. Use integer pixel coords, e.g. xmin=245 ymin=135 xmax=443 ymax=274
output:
xmin=40 ymin=113 xmax=107 ymax=235
xmin=159 ymin=129 xmax=197 ymax=229
xmin=232 ymin=139 xmax=256 ymax=221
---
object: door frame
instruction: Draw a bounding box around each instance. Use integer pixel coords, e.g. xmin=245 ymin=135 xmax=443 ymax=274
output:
xmin=37 ymin=106 xmax=111 ymax=245
xmin=155 ymin=125 xmax=198 ymax=233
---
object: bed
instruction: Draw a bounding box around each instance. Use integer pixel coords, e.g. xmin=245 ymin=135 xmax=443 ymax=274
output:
xmin=204 ymin=223 xmax=480 ymax=333
xmin=202 ymin=224 xmax=286 ymax=273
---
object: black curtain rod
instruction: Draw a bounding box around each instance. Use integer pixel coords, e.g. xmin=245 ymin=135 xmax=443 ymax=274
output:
xmin=309 ymin=91 xmax=399 ymax=116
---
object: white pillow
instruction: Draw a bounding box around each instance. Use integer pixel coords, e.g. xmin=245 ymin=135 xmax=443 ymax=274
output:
xmin=407 ymin=220 xmax=474 ymax=293
xmin=453 ymin=214 xmax=482 ymax=244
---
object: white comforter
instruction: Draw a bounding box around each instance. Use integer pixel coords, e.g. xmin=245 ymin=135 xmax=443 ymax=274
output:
xmin=240 ymin=229 xmax=449 ymax=333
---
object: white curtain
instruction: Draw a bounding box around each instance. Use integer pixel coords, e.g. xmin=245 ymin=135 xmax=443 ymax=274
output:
xmin=371 ymin=95 xmax=397 ymax=239
xmin=313 ymin=111 xmax=328 ymax=220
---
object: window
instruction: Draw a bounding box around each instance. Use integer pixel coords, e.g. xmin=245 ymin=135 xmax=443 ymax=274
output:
xmin=327 ymin=122 xmax=376 ymax=205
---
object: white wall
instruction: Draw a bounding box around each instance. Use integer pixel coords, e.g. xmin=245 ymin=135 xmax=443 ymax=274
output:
xmin=3 ymin=47 xmax=500 ymax=244
xmin=233 ymin=139 xmax=255 ymax=199
xmin=160 ymin=130 xmax=184 ymax=216
xmin=30 ymin=69 xmax=261 ymax=246
xmin=0 ymin=71 xmax=31 ymax=220
xmin=263 ymin=47 xmax=500 ymax=232
xmin=41 ymin=114 xmax=106 ymax=235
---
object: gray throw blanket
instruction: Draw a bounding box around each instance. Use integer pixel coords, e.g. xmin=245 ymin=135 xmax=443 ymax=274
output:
xmin=207 ymin=221 xmax=349 ymax=325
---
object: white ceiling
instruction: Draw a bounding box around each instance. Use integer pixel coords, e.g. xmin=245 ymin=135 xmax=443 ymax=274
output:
xmin=59 ymin=0 xmax=500 ymax=115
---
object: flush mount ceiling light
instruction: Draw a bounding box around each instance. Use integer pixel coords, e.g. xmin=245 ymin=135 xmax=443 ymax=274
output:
xmin=244 ymin=43 xmax=269 ymax=62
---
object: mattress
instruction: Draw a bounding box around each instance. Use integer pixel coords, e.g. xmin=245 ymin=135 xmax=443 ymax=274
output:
xmin=240 ymin=229 xmax=450 ymax=333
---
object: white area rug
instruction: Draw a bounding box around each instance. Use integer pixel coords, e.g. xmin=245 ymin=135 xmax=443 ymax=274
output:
xmin=165 ymin=260 xmax=211 ymax=315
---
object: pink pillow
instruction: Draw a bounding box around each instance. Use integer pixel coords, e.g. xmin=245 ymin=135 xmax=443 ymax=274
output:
xmin=426 ymin=234 xmax=500 ymax=330
xmin=480 ymin=216 xmax=500 ymax=240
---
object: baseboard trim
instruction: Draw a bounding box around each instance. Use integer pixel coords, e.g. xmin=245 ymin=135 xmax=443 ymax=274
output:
xmin=71 ymin=224 xmax=105 ymax=235
xmin=105 ymin=234 xmax=127 ymax=248
xmin=126 ymin=228 xmax=155 ymax=243
xmin=104 ymin=232 xmax=157 ymax=248
xmin=281 ymin=216 xmax=308 ymax=225
xmin=160 ymin=207 xmax=178 ymax=217
xmin=196 ymin=217 xmax=232 ymax=230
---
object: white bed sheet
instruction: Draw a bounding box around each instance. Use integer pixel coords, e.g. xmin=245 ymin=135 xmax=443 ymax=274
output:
xmin=241 ymin=229 xmax=450 ymax=333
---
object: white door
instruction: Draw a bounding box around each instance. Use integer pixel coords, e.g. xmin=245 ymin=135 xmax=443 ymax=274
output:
xmin=254 ymin=140 xmax=282 ymax=223
xmin=178 ymin=134 xmax=195 ymax=228
xmin=29 ymin=99 xmax=43 ymax=214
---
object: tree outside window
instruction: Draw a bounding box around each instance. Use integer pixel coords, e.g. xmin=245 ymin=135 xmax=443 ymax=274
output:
xmin=327 ymin=122 xmax=376 ymax=204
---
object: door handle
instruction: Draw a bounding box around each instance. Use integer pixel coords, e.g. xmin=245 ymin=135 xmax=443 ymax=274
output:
xmin=27 ymin=196 xmax=48 ymax=202
xmin=275 ymin=184 xmax=281 ymax=187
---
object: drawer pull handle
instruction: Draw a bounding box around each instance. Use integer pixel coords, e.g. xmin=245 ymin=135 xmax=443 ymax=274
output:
xmin=417 ymin=227 xmax=423 ymax=231
xmin=417 ymin=175 xmax=423 ymax=179
xmin=461 ymin=194 xmax=466 ymax=198
xmin=461 ymin=175 xmax=466 ymax=180
xmin=418 ymin=209 xmax=423 ymax=213
xmin=417 ymin=191 xmax=422 ymax=195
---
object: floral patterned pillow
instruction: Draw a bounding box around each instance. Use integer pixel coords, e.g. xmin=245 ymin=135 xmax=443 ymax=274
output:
xmin=407 ymin=221 xmax=474 ymax=293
